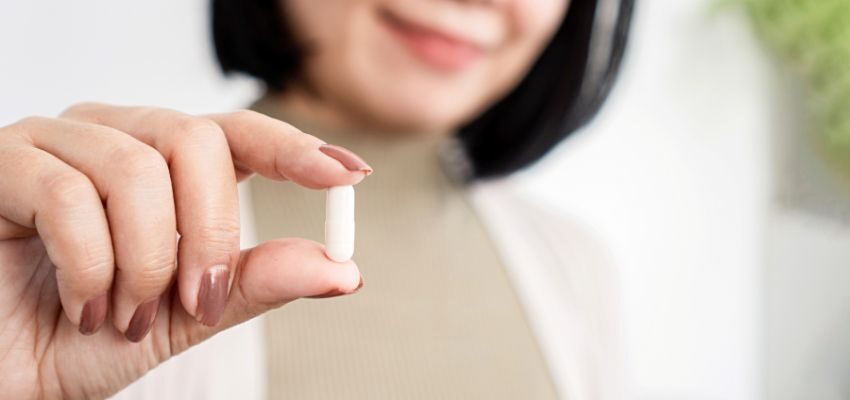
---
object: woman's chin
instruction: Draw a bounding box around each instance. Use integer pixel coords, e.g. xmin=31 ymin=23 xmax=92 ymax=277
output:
xmin=346 ymin=87 xmax=485 ymax=134
xmin=356 ymin=104 xmax=473 ymax=135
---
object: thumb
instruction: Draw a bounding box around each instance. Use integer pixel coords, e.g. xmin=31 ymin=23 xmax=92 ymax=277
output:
xmin=169 ymin=238 xmax=362 ymax=351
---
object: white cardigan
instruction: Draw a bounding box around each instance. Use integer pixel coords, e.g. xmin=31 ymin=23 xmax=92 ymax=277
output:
xmin=114 ymin=180 xmax=625 ymax=400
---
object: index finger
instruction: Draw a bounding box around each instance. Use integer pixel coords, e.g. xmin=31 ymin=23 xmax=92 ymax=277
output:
xmin=206 ymin=110 xmax=373 ymax=188
xmin=64 ymin=104 xmax=372 ymax=189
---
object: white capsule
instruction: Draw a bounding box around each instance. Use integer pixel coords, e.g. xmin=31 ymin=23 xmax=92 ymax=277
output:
xmin=324 ymin=185 xmax=355 ymax=262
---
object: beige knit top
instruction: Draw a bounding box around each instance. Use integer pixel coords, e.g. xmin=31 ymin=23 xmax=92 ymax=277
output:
xmin=249 ymin=98 xmax=559 ymax=399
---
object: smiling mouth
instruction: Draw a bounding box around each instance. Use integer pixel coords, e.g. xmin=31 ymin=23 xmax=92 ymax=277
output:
xmin=378 ymin=8 xmax=485 ymax=72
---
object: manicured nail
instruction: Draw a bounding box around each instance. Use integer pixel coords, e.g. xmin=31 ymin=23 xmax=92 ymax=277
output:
xmin=308 ymin=289 xmax=346 ymax=299
xmin=125 ymin=298 xmax=160 ymax=343
xmin=196 ymin=265 xmax=229 ymax=327
xmin=319 ymin=144 xmax=373 ymax=175
xmin=308 ymin=275 xmax=364 ymax=299
xmin=79 ymin=293 xmax=107 ymax=335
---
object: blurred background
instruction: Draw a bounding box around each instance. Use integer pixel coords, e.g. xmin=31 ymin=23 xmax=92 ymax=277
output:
xmin=2 ymin=1 xmax=849 ymax=399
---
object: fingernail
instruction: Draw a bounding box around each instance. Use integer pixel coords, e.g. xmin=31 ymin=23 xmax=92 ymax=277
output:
xmin=79 ymin=293 xmax=107 ymax=335
xmin=125 ymin=298 xmax=160 ymax=343
xmin=308 ymin=289 xmax=346 ymax=299
xmin=196 ymin=265 xmax=229 ymax=327
xmin=308 ymin=275 xmax=364 ymax=299
xmin=319 ymin=144 xmax=373 ymax=175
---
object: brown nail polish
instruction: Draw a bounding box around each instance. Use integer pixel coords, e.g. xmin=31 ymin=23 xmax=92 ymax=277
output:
xmin=307 ymin=289 xmax=346 ymax=299
xmin=125 ymin=298 xmax=160 ymax=343
xmin=79 ymin=293 xmax=108 ymax=335
xmin=196 ymin=265 xmax=229 ymax=327
xmin=308 ymin=276 xmax=364 ymax=299
xmin=319 ymin=144 xmax=373 ymax=175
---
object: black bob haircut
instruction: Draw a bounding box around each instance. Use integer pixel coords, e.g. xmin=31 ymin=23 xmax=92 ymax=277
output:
xmin=212 ymin=0 xmax=634 ymax=180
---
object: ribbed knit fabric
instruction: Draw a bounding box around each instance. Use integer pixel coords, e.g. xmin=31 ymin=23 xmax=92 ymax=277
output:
xmin=249 ymin=97 xmax=559 ymax=399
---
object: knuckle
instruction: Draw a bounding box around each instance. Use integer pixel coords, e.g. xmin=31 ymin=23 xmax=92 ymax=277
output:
xmin=111 ymin=144 xmax=169 ymax=181
xmin=60 ymin=102 xmax=103 ymax=118
xmin=71 ymin=251 xmax=114 ymax=286
xmin=228 ymin=109 xmax=262 ymax=125
xmin=199 ymin=218 xmax=239 ymax=247
xmin=132 ymin=251 xmax=177 ymax=289
xmin=196 ymin=218 xmax=241 ymax=253
xmin=43 ymin=171 xmax=98 ymax=209
xmin=175 ymin=117 xmax=223 ymax=138
xmin=173 ymin=117 xmax=227 ymax=151
xmin=12 ymin=116 xmax=50 ymax=133
xmin=55 ymin=250 xmax=114 ymax=297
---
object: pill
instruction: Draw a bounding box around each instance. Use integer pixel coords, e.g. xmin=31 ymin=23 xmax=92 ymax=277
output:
xmin=325 ymin=185 xmax=355 ymax=262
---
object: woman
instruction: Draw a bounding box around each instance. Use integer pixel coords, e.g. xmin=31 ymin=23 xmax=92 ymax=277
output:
xmin=0 ymin=0 xmax=633 ymax=398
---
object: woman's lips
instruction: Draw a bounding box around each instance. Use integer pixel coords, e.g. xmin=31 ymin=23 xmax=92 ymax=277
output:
xmin=380 ymin=9 xmax=486 ymax=72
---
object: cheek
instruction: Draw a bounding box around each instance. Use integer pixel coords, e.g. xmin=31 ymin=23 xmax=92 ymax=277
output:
xmin=283 ymin=0 xmax=571 ymax=131
xmin=510 ymin=0 xmax=570 ymax=39
xmin=492 ymin=0 xmax=570 ymax=83
xmin=284 ymin=0 xmax=365 ymax=62
xmin=289 ymin=0 xmax=485 ymax=129
xmin=363 ymin=0 xmax=571 ymax=130
xmin=462 ymin=0 xmax=570 ymax=119
xmin=284 ymin=1 xmax=397 ymax=113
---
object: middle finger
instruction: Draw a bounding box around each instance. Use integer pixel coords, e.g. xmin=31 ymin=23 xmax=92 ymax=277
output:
xmin=63 ymin=104 xmax=240 ymax=327
xmin=21 ymin=116 xmax=177 ymax=341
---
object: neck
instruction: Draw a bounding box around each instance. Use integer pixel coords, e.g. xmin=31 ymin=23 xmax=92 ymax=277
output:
xmin=269 ymin=87 xmax=370 ymax=134
xmin=266 ymin=85 xmax=449 ymax=138
xmin=252 ymin=91 xmax=470 ymax=186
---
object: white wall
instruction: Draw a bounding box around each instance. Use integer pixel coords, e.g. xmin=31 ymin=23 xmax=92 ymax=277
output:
xmin=5 ymin=1 xmax=841 ymax=400
xmin=0 ymin=0 xmax=259 ymax=122
xmin=517 ymin=2 xmax=776 ymax=399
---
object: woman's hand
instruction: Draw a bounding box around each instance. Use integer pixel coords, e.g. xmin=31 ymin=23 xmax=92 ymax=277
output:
xmin=0 ymin=103 xmax=368 ymax=399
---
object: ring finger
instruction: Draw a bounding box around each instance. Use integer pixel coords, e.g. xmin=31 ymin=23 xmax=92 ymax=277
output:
xmin=21 ymin=117 xmax=177 ymax=341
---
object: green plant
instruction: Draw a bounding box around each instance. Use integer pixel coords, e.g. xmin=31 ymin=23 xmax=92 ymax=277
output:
xmin=743 ymin=0 xmax=850 ymax=175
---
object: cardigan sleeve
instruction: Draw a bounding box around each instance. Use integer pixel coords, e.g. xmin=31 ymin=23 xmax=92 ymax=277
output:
xmin=469 ymin=181 xmax=628 ymax=400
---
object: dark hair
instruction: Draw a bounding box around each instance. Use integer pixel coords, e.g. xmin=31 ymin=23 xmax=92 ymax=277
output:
xmin=212 ymin=0 xmax=634 ymax=180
